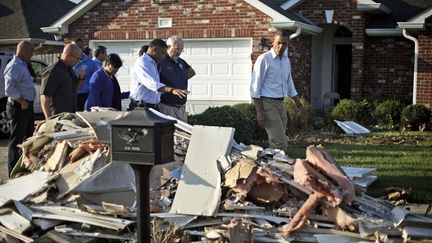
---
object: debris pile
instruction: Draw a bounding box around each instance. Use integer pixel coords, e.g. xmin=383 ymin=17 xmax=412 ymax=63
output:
xmin=0 ymin=110 xmax=431 ymax=242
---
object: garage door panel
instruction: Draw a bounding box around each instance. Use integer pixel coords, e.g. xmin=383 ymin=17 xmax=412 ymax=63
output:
xmin=92 ymin=39 xmax=252 ymax=114
xmin=233 ymin=63 xmax=251 ymax=75
xmin=211 ymin=63 xmax=230 ymax=75
xmin=193 ymin=63 xmax=210 ymax=75
xmin=212 ymin=84 xmax=230 ymax=96
xmin=190 ymin=84 xmax=209 ymax=96
xmin=233 ymin=84 xmax=250 ymax=97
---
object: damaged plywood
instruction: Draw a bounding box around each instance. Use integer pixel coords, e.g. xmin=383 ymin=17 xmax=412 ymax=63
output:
xmin=170 ymin=125 xmax=234 ymax=216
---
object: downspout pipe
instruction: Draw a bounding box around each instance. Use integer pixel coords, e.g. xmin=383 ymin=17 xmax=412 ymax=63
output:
xmin=402 ymin=29 xmax=418 ymax=104
xmin=290 ymin=27 xmax=302 ymax=39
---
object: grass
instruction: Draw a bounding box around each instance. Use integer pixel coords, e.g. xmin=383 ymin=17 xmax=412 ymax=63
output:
xmin=286 ymin=131 xmax=432 ymax=203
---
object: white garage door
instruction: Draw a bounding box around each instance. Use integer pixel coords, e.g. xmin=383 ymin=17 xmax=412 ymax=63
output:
xmin=90 ymin=38 xmax=252 ymax=114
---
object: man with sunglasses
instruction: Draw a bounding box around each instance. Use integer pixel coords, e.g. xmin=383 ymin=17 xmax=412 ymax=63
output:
xmin=40 ymin=44 xmax=83 ymax=119
xmin=128 ymin=38 xmax=189 ymax=111
xmin=158 ymin=36 xmax=195 ymax=122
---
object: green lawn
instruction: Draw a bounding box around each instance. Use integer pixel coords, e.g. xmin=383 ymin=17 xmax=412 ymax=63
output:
xmin=287 ymin=132 xmax=432 ymax=203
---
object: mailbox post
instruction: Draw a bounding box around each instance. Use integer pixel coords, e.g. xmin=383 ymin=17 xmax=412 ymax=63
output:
xmin=110 ymin=108 xmax=176 ymax=242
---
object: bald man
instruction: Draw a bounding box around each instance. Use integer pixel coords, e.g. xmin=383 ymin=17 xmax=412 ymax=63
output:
xmin=4 ymin=41 xmax=35 ymax=175
xmin=40 ymin=44 xmax=83 ymax=119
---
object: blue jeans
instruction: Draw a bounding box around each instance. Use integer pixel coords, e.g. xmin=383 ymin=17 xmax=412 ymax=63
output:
xmin=6 ymin=102 xmax=34 ymax=176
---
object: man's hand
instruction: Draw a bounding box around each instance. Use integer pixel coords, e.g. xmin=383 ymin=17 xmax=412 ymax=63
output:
xmin=171 ymin=88 xmax=190 ymax=98
xmin=252 ymin=98 xmax=266 ymax=128
xmin=257 ymin=111 xmax=266 ymax=128
xmin=20 ymin=100 xmax=29 ymax=110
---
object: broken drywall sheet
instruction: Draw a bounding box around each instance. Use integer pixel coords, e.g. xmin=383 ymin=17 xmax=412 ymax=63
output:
xmin=0 ymin=171 xmax=53 ymax=207
xmin=334 ymin=120 xmax=370 ymax=135
xmin=55 ymin=148 xmax=109 ymax=198
xmin=352 ymin=175 xmax=378 ymax=188
xmin=170 ymin=125 xmax=234 ymax=216
xmin=76 ymin=111 xmax=124 ymax=143
xmin=341 ymin=167 xmax=376 ymax=180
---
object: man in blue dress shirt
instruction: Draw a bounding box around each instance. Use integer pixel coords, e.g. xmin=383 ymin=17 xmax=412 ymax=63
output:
xmin=128 ymin=38 xmax=189 ymax=111
xmin=250 ymin=30 xmax=303 ymax=152
xmin=4 ymin=41 xmax=35 ymax=176
xmin=159 ymin=36 xmax=195 ymax=122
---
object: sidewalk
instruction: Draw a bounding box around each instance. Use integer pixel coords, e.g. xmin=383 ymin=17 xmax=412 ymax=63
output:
xmin=0 ymin=139 xmax=8 ymax=182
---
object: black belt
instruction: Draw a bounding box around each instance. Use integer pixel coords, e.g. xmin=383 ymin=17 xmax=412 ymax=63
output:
xmin=129 ymin=99 xmax=157 ymax=109
xmin=261 ymin=96 xmax=284 ymax=101
xmin=160 ymin=102 xmax=184 ymax=108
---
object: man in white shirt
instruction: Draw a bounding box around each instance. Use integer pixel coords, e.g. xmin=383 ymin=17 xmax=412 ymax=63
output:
xmin=128 ymin=38 xmax=189 ymax=110
xmin=250 ymin=30 xmax=302 ymax=152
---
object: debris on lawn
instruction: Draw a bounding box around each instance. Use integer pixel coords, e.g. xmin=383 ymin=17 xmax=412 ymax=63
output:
xmin=0 ymin=110 xmax=431 ymax=242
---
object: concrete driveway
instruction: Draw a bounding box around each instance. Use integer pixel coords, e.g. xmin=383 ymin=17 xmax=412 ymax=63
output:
xmin=0 ymin=138 xmax=9 ymax=181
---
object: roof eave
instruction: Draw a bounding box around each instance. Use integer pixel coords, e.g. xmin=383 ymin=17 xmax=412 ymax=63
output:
xmin=271 ymin=21 xmax=323 ymax=35
xmin=357 ymin=3 xmax=391 ymax=15
xmin=397 ymin=22 xmax=425 ymax=31
xmin=0 ymin=38 xmax=46 ymax=45
xmin=41 ymin=0 xmax=102 ymax=35
xmin=365 ymin=28 xmax=402 ymax=36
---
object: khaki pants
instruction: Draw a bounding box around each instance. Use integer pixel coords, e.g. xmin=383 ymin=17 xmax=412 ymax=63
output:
xmin=262 ymin=98 xmax=288 ymax=151
xmin=158 ymin=103 xmax=188 ymax=122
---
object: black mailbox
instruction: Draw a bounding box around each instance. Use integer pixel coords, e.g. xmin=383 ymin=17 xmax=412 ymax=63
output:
xmin=110 ymin=108 xmax=175 ymax=165
xmin=110 ymin=108 xmax=176 ymax=243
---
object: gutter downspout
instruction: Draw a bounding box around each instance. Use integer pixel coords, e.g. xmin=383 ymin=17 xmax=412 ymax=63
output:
xmin=290 ymin=27 xmax=302 ymax=39
xmin=402 ymin=29 xmax=418 ymax=104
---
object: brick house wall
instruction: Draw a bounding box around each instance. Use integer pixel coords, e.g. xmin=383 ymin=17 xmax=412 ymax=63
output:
xmin=363 ymin=37 xmax=414 ymax=103
xmin=417 ymin=19 xmax=432 ymax=108
xmin=64 ymin=0 xmax=431 ymax=107
xmin=293 ymin=0 xmax=366 ymax=99
xmin=66 ymin=0 xmax=312 ymax=99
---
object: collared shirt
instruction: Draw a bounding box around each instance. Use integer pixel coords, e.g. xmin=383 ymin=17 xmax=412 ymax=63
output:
xmin=41 ymin=59 xmax=77 ymax=115
xmin=250 ymin=48 xmax=298 ymax=99
xmin=92 ymin=57 xmax=103 ymax=70
xmin=4 ymin=55 xmax=35 ymax=101
xmin=159 ymin=56 xmax=190 ymax=105
xmin=129 ymin=53 xmax=165 ymax=104
xmin=74 ymin=54 xmax=99 ymax=94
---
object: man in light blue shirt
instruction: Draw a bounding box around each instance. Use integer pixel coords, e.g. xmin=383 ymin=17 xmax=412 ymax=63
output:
xmin=250 ymin=30 xmax=302 ymax=152
xmin=4 ymin=41 xmax=35 ymax=176
xmin=128 ymin=38 xmax=189 ymax=110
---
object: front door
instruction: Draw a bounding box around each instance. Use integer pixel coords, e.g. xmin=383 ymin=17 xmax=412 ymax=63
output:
xmin=333 ymin=44 xmax=352 ymax=99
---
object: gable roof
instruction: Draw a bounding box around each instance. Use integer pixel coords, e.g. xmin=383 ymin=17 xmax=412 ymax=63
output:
xmin=41 ymin=0 xmax=102 ymax=36
xmin=367 ymin=0 xmax=432 ymax=29
xmin=0 ymin=0 xmax=76 ymax=42
xmin=245 ymin=0 xmax=322 ymax=35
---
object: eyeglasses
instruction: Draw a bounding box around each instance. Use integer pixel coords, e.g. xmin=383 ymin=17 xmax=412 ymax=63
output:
xmin=171 ymin=46 xmax=184 ymax=53
xmin=70 ymin=54 xmax=81 ymax=61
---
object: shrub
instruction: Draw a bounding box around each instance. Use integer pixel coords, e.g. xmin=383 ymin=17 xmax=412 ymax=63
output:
xmin=400 ymin=104 xmax=431 ymax=131
xmin=331 ymin=99 xmax=371 ymax=125
xmin=232 ymin=103 xmax=267 ymax=142
xmin=284 ymin=98 xmax=314 ymax=136
xmin=188 ymin=105 xmax=253 ymax=143
xmin=373 ymin=99 xmax=404 ymax=129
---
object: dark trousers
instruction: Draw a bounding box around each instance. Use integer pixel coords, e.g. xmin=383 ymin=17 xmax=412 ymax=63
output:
xmin=77 ymin=93 xmax=89 ymax=111
xmin=7 ymin=102 xmax=35 ymax=176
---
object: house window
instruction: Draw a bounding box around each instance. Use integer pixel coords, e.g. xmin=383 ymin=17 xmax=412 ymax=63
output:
xmin=158 ymin=18 xmax=172 ymax=28
xmin=334 ymin=26 xmax=352 ymax=38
